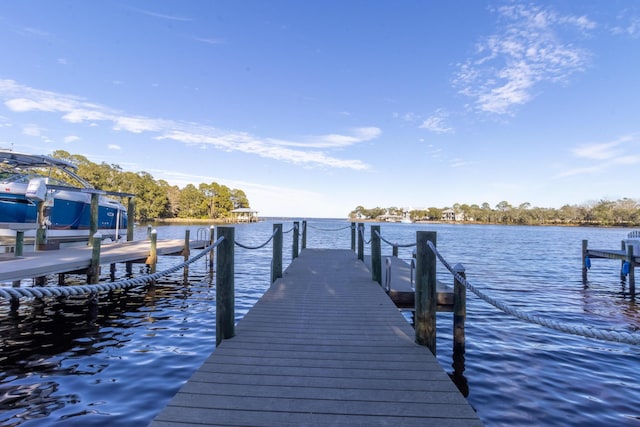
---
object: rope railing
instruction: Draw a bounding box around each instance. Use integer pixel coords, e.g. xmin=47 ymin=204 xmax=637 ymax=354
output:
xmin=0 ymin=237 xmax=225 ymax=302
xmin=235 ymin=229 xmax=278 ymax=250
xmin=374 ymin=230 xmax=417 ymax=249
xmin=426 ymin=240 xmax=640 ymax=346
xmin=359 ymin=226 xmax=372 ymax=245
xmin=282 ymin=223 xmax=298 ymax=234
xmin=307 ymin=223 xmax=352 ymax=232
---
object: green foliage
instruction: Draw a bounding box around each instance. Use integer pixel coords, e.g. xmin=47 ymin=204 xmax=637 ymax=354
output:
xmin=349 ymin=199 xmax=640 ymax=226
xmin=51 ymin=151 xmax=251 ymax=222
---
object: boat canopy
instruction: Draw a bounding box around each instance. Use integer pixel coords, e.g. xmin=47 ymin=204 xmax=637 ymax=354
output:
xmin=0 ymin=150 xmax=78 ymax=171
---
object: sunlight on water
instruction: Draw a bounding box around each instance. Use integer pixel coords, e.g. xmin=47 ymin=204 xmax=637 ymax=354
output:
xmin=0 ymin=221 xmax=639 ymax=426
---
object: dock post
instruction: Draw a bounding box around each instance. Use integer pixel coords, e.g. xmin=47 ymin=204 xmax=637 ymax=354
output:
xmin=453 ymin=264 xmax=466 ymax=354
xmin=357 ymin=223 xmax=364 ymax=261
xmin=12 ymin=231 xmax=24 ymax=287
xmin=415 ymin=231 xmax=437 ymax=354
xmin=627 ymin=245 xmax=636 ymax=295
xmin=371 ymin=225 xmax=381 ymax=285
xmin=183 ymin=229 xmax=191 ymax=260
xmin=147 ymin=224 xmax=152 ymax=239
xmin=90 ymin=192 xmax=99 ymax=244
xmin=88 ymin=232 xmax=102 ymax=284
xmin=36 ymin=201 xmax=46 ymax=249
xmin=621 ymin=240 xmax=627 ymax=282
xmin=148 ymin=230 xmax=158 ymax=273
xmin=272 ymin=224 xmax=283 ymax=283
xmin=183 ymin=229 xmax=191 ymax=284
xmin=216 ymin=226 xmax=235 ymax=346
xmin=292 ymin=221 xmax=299 ymax=260
xmin=209 ymin=225 xmax=215 ymax=270
xmin=127 ymin=197 xmax=135 ymax=241
xmin=351 ymin=222 xmax=356 ymax=252
xmin=301 ymin=221 xmax=307 ymax=250
xmin=393 ymin=244 xmax=398 ymax=257
xmin=582 ymin=240 xmax=588 ymax=284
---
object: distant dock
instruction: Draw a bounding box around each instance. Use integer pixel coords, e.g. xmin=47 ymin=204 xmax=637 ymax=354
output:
xmin=150 ymin=249 xmax=481 ymax=426
xmin=583 ymin=237 xmax=639 ymax=293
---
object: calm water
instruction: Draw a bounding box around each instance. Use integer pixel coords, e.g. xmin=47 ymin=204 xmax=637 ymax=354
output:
xmin=1 ymin=221 xmax=639 ymax=426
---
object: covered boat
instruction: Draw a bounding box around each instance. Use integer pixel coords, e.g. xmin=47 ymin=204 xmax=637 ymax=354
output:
xmin=0 ymin=150 xmax=129 ymax=245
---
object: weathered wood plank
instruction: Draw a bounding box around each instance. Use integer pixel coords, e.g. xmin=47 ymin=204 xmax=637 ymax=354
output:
xmin=150 ymin=249 xmax=482 ymax=426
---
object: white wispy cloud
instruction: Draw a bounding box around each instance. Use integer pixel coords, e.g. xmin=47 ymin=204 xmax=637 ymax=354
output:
xmin=194 ymin=37 xmax=226 ymax=45
xmin=63 ymin=135 xmax=80 ymax=143
xmin=612 ymin=14 xmax=640 ymax=38
xmin=267 ymin=127 xmax=381 ymax=149
xmin=419 ymin=109 xmax=454 ymax=133
xmin=453 ymin=2 xmax=594 ymax=115
xmin=108 ymin=144 xmax=122 ymax=151
xmin=22 ymin=124 xmax=43 ymax=137
xmin=0 ymin=79 xmax=370 ymax=170
xmin=557 ymin=133 xmax=640 ymax=177
xmin=128 ymin=7 xmax=192 ymax=22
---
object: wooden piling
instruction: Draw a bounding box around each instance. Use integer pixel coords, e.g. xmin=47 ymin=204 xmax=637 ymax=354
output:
xmin=582 ymin=239 xmax=588 ymax=284
xmin=147 ymin=230 xmax=158 ymax=273
xmin=88 ymin=232 xmax=102 ymax=284
xmin=127 ymin=197 xmax=135 ymax=241
xmin=621 ymin=240 xmax=627 ymax=282
xmin=627 ymin=245 xmax=636 ymax=295
xmin=371 ymin=225 xmax=381 ymax=285
xmin=350 ymin=222 xmax=356 ymax=252
xmin=301 ymin=220 xmax=307 ymax=250
xmin=182 ymin=229 xmax=191 ymax=259
xmin=292 ymin=221 xmax=299 ymax=260
xmin=272 ymin=224 xmax=283 ymax=284
xmin=216 ymin=226 xmax=235 ymax=346
xmin=357 ymin=223 xmax=364 ymax=261
xmin=453 ymin=263 xmax=466 ymax=354
xmin=89 ymin=192 xmax=99 ymax=243
xmin=415 ymin=231 xmax=437 ymax=354
xmin=208 ymin=225 xmax=215 ymax=270
xmin=36 ymin=201 xmax=46 ymax=248
xmin=12 ymin=231 xmax=24 ymax=287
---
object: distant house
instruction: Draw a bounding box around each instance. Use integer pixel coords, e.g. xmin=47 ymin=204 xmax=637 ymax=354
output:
xmin=229 ymin=208 xmax=259 ymax=223
xmin=441 ymin=208 xmax=464 ymax=222
xmin=377 ymin=214 xmax=404 ymax=222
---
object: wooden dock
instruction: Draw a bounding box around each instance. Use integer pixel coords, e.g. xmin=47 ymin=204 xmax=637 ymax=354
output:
xmin=0 ymin=239 xmax=205 ymax=283
xmin=582 ymin=238 xmax=639 ymax=291
xmin=150 ymin=249 xmax=481 ymax=426
xmin=365 ymin=255 xmax=453 ymax=310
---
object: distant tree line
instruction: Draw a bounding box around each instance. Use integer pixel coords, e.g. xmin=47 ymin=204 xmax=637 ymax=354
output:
xmin=52 ymin=151 xmax=250 ymax=222
xmin=349 ymin=199 xmax=640 ymax=227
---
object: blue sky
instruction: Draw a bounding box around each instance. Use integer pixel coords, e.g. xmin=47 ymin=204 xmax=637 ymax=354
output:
xmin=0 ymin=1 xmax=639 ymax=218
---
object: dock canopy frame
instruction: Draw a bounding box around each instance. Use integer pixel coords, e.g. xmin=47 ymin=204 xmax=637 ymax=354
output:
xmin=229 ymin=208 xmax=259 ymax=223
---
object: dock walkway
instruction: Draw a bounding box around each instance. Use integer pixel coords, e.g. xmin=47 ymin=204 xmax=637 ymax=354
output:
xmin=151 ymin=248 xmax=481 ymax=426
xmin=0 ymin=239 xmax=204 ymax=283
